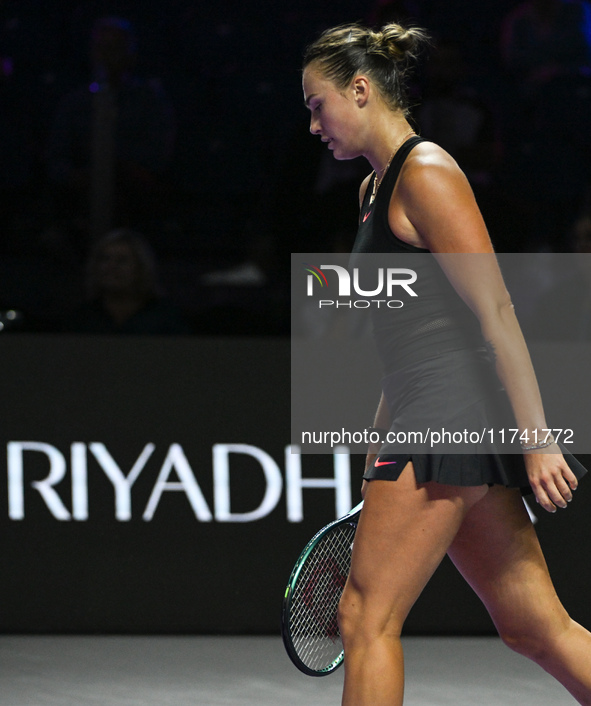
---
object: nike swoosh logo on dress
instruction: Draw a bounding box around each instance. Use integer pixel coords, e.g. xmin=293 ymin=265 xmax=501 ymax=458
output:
xmin=374 ymin=458 xmax=397 ymax=466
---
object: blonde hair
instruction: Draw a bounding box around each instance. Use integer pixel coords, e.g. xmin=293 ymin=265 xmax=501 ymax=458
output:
xmin=303 ymin=22 xmax=430 ymax=114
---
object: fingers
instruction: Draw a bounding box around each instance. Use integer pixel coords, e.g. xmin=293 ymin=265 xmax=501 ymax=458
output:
xmin=544 ymin=479 xmax=568 ymax=511
xmin=529 ymin=456 xmax=578 ymax=513
xmin=555 ymin=475 xmax=574 ymax=504
xmin=564 ymin=466 xmax=579 ymax=493
xmin=533 ymin=485 xmax=557 ymax=514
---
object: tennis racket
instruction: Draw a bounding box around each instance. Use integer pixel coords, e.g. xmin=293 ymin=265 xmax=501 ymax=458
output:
xmin=281 ymin=501 xmax=363 ymax=676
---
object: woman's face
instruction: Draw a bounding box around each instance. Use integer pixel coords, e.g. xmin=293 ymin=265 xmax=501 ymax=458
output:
xmin=302 ymin=66 xmax=366 ymax=160
xmin=96 ymin=241 xmax=139 ymax=294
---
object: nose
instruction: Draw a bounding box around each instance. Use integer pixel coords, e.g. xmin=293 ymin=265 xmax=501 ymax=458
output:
xmin=310 ymin=114 xmax=321 ymax=135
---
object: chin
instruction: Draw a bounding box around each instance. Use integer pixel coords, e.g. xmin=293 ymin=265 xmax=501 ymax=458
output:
xmin=332 ymin=148 xmax=355 ymax=161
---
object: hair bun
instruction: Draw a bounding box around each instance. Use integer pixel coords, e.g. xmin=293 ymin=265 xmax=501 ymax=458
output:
xmin=367 ymin=23 xmax=429 ymax=64
xmin=303 ymin=21 xmax=430 ymax=114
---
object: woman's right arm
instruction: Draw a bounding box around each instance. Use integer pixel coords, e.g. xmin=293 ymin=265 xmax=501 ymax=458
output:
xmin=397 ymin=148 xmax=578 ymax=512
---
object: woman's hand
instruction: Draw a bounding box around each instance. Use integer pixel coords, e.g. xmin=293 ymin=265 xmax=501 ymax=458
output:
xmin=524 ymin=448 xmax=578 ymax=512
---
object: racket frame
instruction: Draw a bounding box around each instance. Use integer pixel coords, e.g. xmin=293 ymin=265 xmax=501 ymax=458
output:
xmin=281 ymin=501 xmax=364 ymax=676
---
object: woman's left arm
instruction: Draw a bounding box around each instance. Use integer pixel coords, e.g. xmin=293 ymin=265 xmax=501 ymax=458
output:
xmin=397 ymin=149 xmax=578 ymax=513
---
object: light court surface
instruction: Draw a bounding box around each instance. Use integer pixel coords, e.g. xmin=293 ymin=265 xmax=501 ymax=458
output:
xmin=0 ymin=635 xmax=575 ymax=705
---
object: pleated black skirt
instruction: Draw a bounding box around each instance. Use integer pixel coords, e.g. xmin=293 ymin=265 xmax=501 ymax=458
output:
xmin=363 ymin=348 xmax=587 ymax=494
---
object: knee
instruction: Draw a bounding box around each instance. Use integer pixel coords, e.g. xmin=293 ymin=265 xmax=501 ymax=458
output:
xmin=498 ymin=613 xmax=572 ymax=663
xmin=337 ymin=591 xmax=360 ymax=645
xmin=499 ymin=628 xmax=544 ymax=660
xmin=337 ymin=588 xmax=403 ymax=648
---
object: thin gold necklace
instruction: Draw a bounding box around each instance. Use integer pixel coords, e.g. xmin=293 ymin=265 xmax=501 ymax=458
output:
xmin=369 ymin=130 xmax=415 ymax=205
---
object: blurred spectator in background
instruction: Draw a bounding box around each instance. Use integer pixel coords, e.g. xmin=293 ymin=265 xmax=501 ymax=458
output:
xmin=163 ymin=3 xmax=267 ymax=263
xmin=0 ymin=1 xmax=62 ymax=255
xmin=268 ymin=121 xmax=367 ymax=263
xmin=69 ymin=229 xmax=190 ymax=334
xmin=6 ymin=0 xmax=591 ymax=331
xmin=501 ymin=0 xmax=591 ymax=93
xmin=524 ymin=214 xmax=591 ymax=338
xmin=0 ymin=50 xmax=34 ymax=251
xmin=498 ymin=0 xmax=591 ymax=251
xmin=46 ymin=16 xmax=175 ymax=252
xmin=572 ymin=212 xmax=591 ymax=252
xmin=416 ymin=41 xmax=499 ymax=232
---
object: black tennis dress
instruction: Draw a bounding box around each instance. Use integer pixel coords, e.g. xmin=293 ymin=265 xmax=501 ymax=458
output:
xmin=352 ymin=136 xmax=587 ymax=493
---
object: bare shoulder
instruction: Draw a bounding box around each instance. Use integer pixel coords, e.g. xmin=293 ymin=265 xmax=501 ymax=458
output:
xmin=359 ymin=172 xmax=373 ymax=209
xmin=397 ymin=141 xmax=469 ymax=199
xmin=392 ymin=140 xmax=492 ymax=253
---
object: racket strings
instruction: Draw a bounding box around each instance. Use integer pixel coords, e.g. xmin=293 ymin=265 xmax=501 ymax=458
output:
xmin=289 ymin=523 xmax=356 ymax=671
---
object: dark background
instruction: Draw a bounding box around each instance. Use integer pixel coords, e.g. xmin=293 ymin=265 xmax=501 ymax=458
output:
xmin=2 ymin=0 xmax=591 ymax=334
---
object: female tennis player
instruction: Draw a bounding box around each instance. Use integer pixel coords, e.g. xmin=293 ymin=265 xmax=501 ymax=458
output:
xmin=302 ymin=23 xmax=591 ymax=706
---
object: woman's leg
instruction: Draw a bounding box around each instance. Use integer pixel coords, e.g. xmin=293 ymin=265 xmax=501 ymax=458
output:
xmin=339 ymin=463 xmax=488 ymax=706
xmin=448 ymin=484 xmax=591 ymax=705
